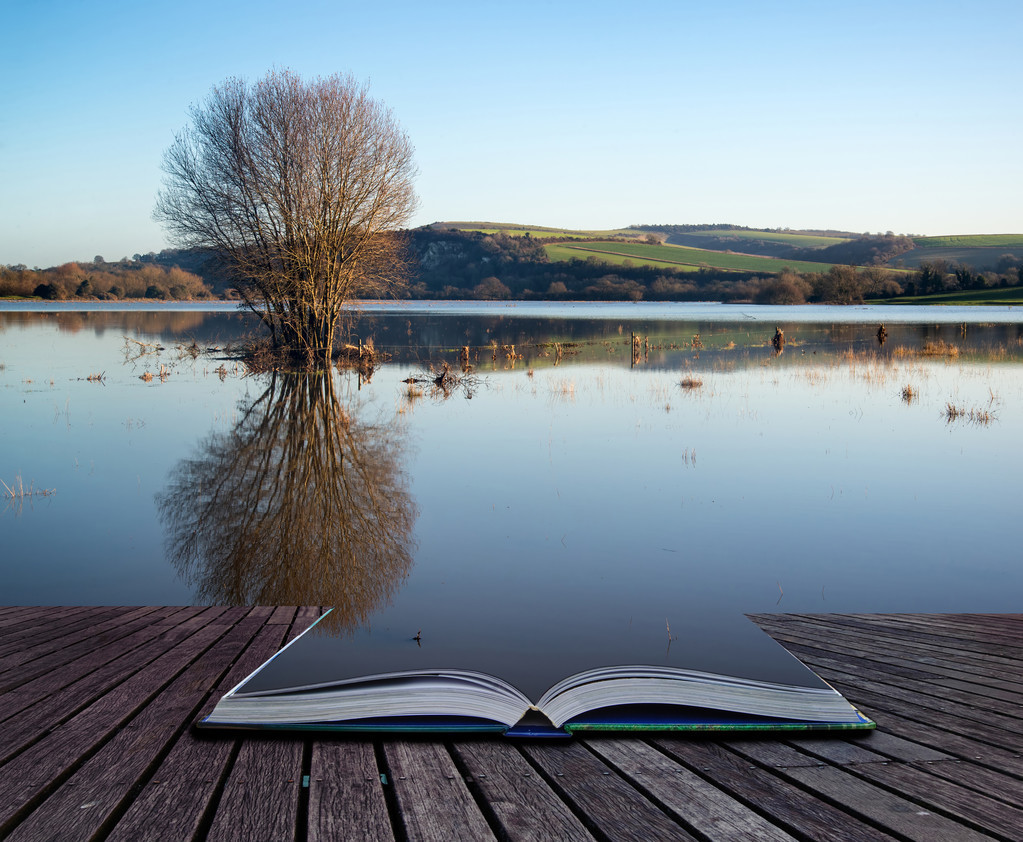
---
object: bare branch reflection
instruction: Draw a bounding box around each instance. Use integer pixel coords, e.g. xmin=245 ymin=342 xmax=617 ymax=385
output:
xmin=158 ymin=372 xmax=417 ymax=631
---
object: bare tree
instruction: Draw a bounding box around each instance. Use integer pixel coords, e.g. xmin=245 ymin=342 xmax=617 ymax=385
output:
xmin=155 ymin=69 xmax=418 ymax=366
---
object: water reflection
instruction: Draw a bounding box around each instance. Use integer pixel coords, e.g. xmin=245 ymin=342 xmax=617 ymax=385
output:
xmin=158 ymin=371 xmax=417 ymax=629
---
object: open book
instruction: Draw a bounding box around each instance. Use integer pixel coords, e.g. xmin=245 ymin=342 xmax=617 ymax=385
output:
xmin=199 ymin=610 xmax=873 ymax=736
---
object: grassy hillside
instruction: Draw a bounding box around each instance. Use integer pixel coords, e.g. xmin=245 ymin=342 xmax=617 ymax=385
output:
xmin=434 ymin=221 xmax=640 ymax=239
xmin=546 ymin=241 xmax=839 ymax=274
xmin=429 ymin=221 xmax=1023 ymax=275
xmin=913 ymin=234 xmax=1023 ymax=249
xmin=889 ymin=247 xmax=1019 ymax=270
xmin=671 ymin=229 xmax=850 ymax=249
xmin=874 ymin=285 xmax=1023 ymax=306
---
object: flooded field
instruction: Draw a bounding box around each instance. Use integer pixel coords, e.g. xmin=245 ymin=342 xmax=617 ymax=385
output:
xmin=2 ymin=302 xmax=1022 ymax=627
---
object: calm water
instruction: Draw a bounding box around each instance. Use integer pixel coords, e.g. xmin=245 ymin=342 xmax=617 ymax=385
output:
xmin=3 ymin=302 xmax=1022 ymax=632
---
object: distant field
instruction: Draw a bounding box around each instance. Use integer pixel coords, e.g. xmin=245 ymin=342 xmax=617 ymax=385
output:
xmin=888 ymin=247 xmax=1019 ymax=270
xmin=438 ymin=221 xmax=640 ymax=239
xmin=676 ymin=229 xmax=851 ymax=248
xmin=913 ymin=234 xmax=1023 ymax=249
xmin=545 ymin=241 xmax=838 ymax=274
xmin=874 ymin=285 xmax=1023 ymax=306
xmin=544 ymin=244 xmax=703 ymax=272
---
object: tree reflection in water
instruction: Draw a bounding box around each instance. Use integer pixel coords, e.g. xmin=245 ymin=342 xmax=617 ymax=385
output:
xmin=158 ymin=371 xmax=417 ymax=632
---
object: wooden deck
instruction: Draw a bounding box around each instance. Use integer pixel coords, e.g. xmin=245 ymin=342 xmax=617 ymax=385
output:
xmin=1 ymin=607 xmax=1021 ymax=841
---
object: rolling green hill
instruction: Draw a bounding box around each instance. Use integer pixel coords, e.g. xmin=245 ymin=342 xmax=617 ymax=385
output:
xmin=545 ymin=241 xmax=839 ymax=274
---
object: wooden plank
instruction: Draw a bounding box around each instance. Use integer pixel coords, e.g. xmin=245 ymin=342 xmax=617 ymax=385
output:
xmin=0 ymin=606 xmax=86 ymax=630
xmin=852 ymin=707 xmax=1023 ymax=779
xmin=758 ymin=614 xmax=1023 ymax=672
xmin=1 ymin=607 xmax=260 ymax=842
xmin=787 ymin=732 xmax=952 ymax=764
xmin=106 ymin=615 xmax=288 ymax=842
xmin=522 ymin=740 xmax=697 ymax=841
xmin=897 ymin=759 xmax=1023 ymax=811
xmin=204 ymin=737 xmax=303 ymax=842
xmin=754 ymin=616 xmax=1023 ymax=696
xmin=307 ymin=741 xmax=395 ymax=842
xmin=0 ymin=607 xmax=235 ymax=833
xmin=267 ymin=605 xmax=298 ymax=625
xmin=785 ymin=662 xmax=1023 ymax=750
xmin=753 ymin=628 xmax=1023 ymax=729
xmin=287 ymin=605 xmax=325 ymax=643
xmin=753 ymin=615 xmax=1019 ymax=677
xmin=724 ymin=738 xmax=996 ymax=842
xmin=654 ymin=739 xmax=899 ymax=842
xmin=777 ymin=763 xmax=996 ymax=842
xmin=453 ymin=739 xmax=596 ymax=842
xmin=0 ymin=607 xmax=192 ymax=716
xmin=384 ymin=740 xmax=497 ymax=842
xmin=0 ymin=606 xmax=128 ymax=668
xmin=853 ymin=761 xmax=1023 ymax=838
xmin=587 ymin=738 xmax=796 ymax=841
xmin=0 ymin=607 xmax=210 ymax=764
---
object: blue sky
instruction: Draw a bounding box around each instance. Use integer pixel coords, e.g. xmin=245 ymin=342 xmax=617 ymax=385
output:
xmin=2 ymin=0 xmax=1021 ymax=267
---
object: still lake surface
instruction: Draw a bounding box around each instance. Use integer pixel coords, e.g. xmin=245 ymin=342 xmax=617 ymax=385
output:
xmin=2 ymin=301 xmax=1022 ymax=645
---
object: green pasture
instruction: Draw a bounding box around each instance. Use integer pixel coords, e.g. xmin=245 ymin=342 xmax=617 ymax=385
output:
xmin=546 ymin=241 xmax=838 ymax=274
xmin=543 ymin=244 xmax=702 ymax=271
xmin=677 ymin=229 xmax=850 ymax=248
xmin=913 ymin=234 xmax=1023 ymax=249
xmin=888 ymin=246 xmax=1019 ymax=270
xmin=873 ymin=285 xmax=1023 ymax=306
xmin=439 ymin=221 xmax=639 ymax=239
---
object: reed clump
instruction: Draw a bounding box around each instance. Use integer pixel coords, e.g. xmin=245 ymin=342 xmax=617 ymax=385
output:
xmin=944 ymin=402 xmax=996 ymax=425
xmin=2 ymin=475 xmax=55 ymax=499
xmin=921 ymin=341 xmax=960 ymax=358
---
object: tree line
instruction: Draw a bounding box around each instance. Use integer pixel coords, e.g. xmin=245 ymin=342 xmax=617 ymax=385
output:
xmin=0 ymin=257 xmax=212 ymax=300
xmin=5 ymin=230 xmax=1021 ymax=306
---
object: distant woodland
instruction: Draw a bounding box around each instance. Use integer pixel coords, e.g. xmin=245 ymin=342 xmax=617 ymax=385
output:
xmin=4 ymin=228 xmax=1022 ymax=305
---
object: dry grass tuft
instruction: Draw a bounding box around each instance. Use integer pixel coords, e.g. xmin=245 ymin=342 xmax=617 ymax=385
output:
xmin=921 ymin=341 xmax=960 ymax=358
xmin=2 ymin=475 xmax=55 ymax=500
xmin=945 ymin=402 xmax=996 ymax=425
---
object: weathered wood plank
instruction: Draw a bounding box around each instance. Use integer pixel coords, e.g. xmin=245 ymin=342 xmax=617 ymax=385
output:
xmin=0 ymin=606 xmax=130 ymax=670
xmin=0 ymin=607 xmax=235 ymax=834
xmin=523 ymin=740 xmax=697 ymax=841
xmin=654 ymin=739 xmax=899 ymax=842
xmin=853 ymin=707 xmax=1023 ymax=779
xmin=853 ymin=760 xmax=1023 ymax=839
xmin=724 ymin=739 xmax=996 ymax=842
xmin=384 ymin=740 xmax=497 ymax=842
xmin=106 ymin=614 xmax=286 ymax=842
xmin=267 ymin=605 xmax=298 ymax=626
xmin=0 ymin=606 xmax=86 ymax=631
xmin=287 ymin=605 xmax=325 ymax=643
xmin=754 ymin=616 xmax=1023 ymax=697
xmin=777 ymin=763 xmax=995 ymax=842
xmin=453 ymin=739 xmax=596 ymax=842
xmin=0 ymin=607 xmax=211 ymax=764
xmin=757 ymin=614 xmax=1023 ymax=672
xmin=786 ymin=732 xmax=952 ymax=764
xmin=307 ymin=741 xmax=395 ymax=842
xmin=588 ymin=738 xmax=796 ymax=841
xmin=204 ymin=737 xmax=304 ymax=842
xmin=2 ymin=607 xmax=261 ymax=842
xmin=0 ymin=606 xmax=184 ymax=709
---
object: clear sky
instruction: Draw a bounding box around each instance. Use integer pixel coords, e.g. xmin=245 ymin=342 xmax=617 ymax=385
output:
xmin=2 ymin=0 xmax=1021 ymax=267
